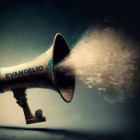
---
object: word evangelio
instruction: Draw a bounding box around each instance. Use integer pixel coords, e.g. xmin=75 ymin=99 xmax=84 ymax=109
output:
xmin=5 ymin=66 xmax=43 ymax=78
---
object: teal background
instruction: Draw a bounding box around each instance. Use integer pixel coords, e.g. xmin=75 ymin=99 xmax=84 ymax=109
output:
xmin=0 ymin=1 xmax=140 ymax=140
xmin=0 ymin=67 xmax=4 ymax=93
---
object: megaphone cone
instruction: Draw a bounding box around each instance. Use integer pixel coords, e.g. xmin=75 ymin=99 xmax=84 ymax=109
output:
xmin=0 ymin=33 xmax=75 ymax=124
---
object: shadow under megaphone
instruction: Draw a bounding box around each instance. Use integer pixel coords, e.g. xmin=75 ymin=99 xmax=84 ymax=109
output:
xmin=0 ymin=125 xmax=125 ymax=140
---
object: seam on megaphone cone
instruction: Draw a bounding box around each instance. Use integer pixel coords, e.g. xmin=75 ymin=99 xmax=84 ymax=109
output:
xmin=0 ymin=67 xmax=4 ymax=93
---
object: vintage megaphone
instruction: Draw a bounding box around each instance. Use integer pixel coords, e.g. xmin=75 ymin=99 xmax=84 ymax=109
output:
xmin=0 ymin=33 xmax=75 ymax=124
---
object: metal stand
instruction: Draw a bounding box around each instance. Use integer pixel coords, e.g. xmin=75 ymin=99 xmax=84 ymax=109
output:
xmin=12 ymin=88 xmax=46 ymax=124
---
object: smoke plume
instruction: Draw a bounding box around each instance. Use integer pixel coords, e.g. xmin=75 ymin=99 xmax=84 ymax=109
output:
xmin=55 ymin=25 xmax=140 ymax=103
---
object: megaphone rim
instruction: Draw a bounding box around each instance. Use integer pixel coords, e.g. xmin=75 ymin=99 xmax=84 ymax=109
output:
xmin=52 ymin=33 xmax=75 ymax=103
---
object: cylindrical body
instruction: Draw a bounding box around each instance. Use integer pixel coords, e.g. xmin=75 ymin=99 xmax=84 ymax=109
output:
xmin=0 ymin=46 xmax=57 ymax=92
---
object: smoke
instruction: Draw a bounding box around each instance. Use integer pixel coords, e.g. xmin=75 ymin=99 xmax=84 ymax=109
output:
xmin=55 ymin=25 xmax=140 ymax=103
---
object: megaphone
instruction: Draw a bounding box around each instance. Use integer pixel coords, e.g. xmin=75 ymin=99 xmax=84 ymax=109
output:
xmin=0 ymin=33 xmax=75 ymax=124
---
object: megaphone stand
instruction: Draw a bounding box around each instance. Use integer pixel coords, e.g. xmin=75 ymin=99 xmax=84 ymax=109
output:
xmin=12 ymin=88 xmax=46 ymax=124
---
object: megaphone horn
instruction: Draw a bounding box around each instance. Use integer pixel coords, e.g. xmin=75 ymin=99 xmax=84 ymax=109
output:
xmin=0 ymin=33 xmax=75 ymax=124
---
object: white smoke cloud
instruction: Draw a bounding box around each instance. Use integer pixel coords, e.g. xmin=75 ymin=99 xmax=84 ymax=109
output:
xmin=55 ymin=25 xmax=140 ymax=103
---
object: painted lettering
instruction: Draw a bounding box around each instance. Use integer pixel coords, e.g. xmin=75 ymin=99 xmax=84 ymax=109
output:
xmin=39 ymin=66 xmax=43 ymax=71
xmin=10 ymin=72 xmax=14 ymax=77
xmin=36 ymin=67 xmax=39 ymax=71
xmin=5 ymin=66 xmax=44 ymax=78
xmin=24 ymin=69 xmax=28 ymax=74
xmin=19 ymin=70 xmax=23 ymax=75
xmin=5 ymin=73 xmax=10 ymax=78
xmin=28 ymin=68 xmax=32 ymax=73
xmin=32 ymin=68 xmax=36 ymax=72
xmin=14 ymin=72 xmax=18 ymax=77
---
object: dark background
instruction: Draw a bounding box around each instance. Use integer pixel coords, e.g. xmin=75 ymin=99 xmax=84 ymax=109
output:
xmin=0 ymin=0 xmax=140 ymax=140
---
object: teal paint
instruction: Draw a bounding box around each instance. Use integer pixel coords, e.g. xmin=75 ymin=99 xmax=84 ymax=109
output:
xmin=0 ymin=67 xmax=4 ymax=93
xmin=46 ymin=57 xmax=53 ymax=78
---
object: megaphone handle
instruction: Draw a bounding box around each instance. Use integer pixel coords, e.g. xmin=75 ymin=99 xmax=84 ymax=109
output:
xmin=12 ymin=88 xmax=46 ymax=124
